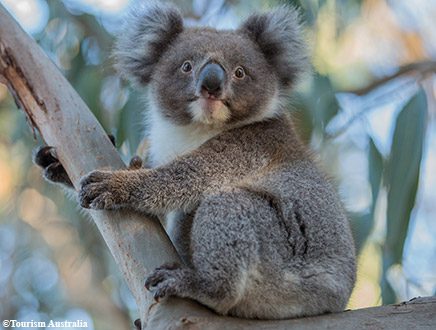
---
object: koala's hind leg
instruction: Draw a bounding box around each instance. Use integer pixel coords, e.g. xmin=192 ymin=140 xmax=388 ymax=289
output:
xmin=145 ymin=187 xmax=267 ymax=315
xmin=190 ymin=188 xmax=265 ymax=313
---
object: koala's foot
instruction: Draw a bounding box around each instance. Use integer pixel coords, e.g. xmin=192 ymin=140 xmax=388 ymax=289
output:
xmin=33 ymin=146 xmax=73 ymax=187
xmin=79 ymin=170 xmax=129 ymax=209
xmin=144 ymin=261 xmax=241 ymax=315
xmin=144 ymin=263 xmax=193 ymax=302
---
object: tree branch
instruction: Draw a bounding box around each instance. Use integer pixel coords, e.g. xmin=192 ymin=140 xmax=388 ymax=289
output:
xmin=0 ymin=4 xmax=211 ymax=329
xmin=326 ymin=61 xmax=436 ymax=139
xmin=1 ymin=4 xmax=435 ymax=329
xmin=344 ymin=60 xmax=436 ymax=96
xmin=147 ymin=296 xmax=436 ymax=329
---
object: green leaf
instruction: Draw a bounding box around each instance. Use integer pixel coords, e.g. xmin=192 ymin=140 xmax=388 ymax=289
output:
xmin=311 ymin=75 xmax=339 ymax=131
xmin=306 ymin=74 xmax=339 ymax=134
xmin=381 ymin=88 xmax=427 ymax=304
xmin=349 ymin=212 xmax=372 ymax=255
xmin=72 ymin=67 xmax=105 ymax=126
xmin=369 ymin=137 xmax=383 ymax=211
xmin=117 ymin=91 xmax=143 ymax=155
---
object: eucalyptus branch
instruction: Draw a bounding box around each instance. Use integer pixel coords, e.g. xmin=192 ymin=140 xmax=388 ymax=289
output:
xmin=0 ymin=4 xmax=204 ymax=329
xmin=345 ymin=60 xmax=436 ymax=96
xmin=327 ymin=61 xmax=435 ymax=139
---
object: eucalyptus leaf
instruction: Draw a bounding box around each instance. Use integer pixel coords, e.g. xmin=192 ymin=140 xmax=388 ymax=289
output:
xmin=317 ymin=75 xmax=339 ymax=125
xmin=306 ymin=74 xmax=339 ymax=134
xmin=369 ymin=137 xmax=383 ymax=211
xmin=381 ymin=88 xmax=427 ymax=304
xmin=117 ymin=90 xmax=143 ymax=155
xmin=350 ymin=212 xmax=372 ymax=255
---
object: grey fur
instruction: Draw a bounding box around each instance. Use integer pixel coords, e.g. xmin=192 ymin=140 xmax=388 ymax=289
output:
xmin=39 ymin=2 xmax=356 ymax=320
xmin=113 ymin=1 xmax=183 ymax=85
xmin=78 ymin=117 xmax=356 ymax=319
xmin=240 ymin=5 xmax=309 ymax=88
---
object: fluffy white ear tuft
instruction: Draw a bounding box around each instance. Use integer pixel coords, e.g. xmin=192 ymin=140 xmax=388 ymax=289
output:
xmin=240 ymin=6 xmax=309 ymax=88
xmin=113 ymin=1 xmax=183 ymax=86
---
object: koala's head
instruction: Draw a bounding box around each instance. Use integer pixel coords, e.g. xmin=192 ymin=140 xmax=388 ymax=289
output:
xmin=114 ymin=2 xmax=308 ymax=127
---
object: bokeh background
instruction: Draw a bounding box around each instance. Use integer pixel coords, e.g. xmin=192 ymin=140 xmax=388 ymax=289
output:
xmin=0 ymin=0 xmax=435 ymax=329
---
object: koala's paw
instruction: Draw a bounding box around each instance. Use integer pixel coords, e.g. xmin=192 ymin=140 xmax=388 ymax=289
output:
xmin=144 ymin=263 xmax=187 ymax=301
xmin=79 ymin=170 xmax=127 ymax=210
xmin=33 ymin=146 xmax=73 ymax=187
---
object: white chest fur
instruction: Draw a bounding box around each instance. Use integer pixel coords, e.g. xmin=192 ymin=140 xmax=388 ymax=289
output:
xmin=146 ymin=87 xmax=282 ymax=168
xmin=147 ymin=107 xmax=223 ymax=167
xmin=146 ymin=106 xmax=224 ymax=237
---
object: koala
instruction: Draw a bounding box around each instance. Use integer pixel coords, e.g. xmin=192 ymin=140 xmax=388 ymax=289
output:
xmin=34 ymin=1 xmax=356 ymax=320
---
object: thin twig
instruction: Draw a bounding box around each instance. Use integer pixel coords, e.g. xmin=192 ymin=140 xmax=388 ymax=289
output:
xmin=326 ymin=61 xmax=436 ymax=139
xmin=344 ymin=60 xmax=436 ymax=96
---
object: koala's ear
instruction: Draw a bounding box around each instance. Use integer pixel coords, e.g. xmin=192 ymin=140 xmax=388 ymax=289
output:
xmin=239 ymin=6 xmax=309 ymax=88
xmin=114 ymin=1 xmax=183 ymax=85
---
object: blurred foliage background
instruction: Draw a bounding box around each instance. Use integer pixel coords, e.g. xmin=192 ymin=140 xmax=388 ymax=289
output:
xmin=0 ymin=0 xmax=435 ymax=329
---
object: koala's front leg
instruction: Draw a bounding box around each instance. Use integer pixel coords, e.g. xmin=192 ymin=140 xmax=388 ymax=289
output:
xmin=78 ymin=167 xmax=186 ymax=213
xmin=79 ymin=143 xmax=208 ymax=211
xmin=79 ymin=128 xmax=270 ymax=213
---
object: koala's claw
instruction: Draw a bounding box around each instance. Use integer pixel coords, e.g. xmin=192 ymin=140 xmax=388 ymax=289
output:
xmin=33 ymin=146 xmax=58 ymax=167
xmin=108 ymin=134 xmax=116 ymax=147
xmin=44 ymin=162 xmax=72 ymax=185
xmin=79 ymin=170 xmax=125 ymax=210
xmin=129 ymin=155 xmax=143 ymax=169
xmin=79 ymin=170 xmax=113 ymax=187
xmin=33 ymin=133 xmax=116 ymax=188
xmin=144 ymin=263 xmax=182 ymax=301
xmin=33 ymin=146 xmax=73 ymax=186
xmin=89 ymin=191 xmax=116 ymax=209
xmin=134 ymin=319 xmax=141 ymax=330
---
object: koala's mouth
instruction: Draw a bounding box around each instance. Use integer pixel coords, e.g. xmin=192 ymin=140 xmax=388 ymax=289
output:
xmin=201 ymin=97 xmax=224 ymax=112
xmin=188 ymin=92 xmax=231 ymax=125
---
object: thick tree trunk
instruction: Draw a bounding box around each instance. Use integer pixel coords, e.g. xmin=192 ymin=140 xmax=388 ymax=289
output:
xmin=1 ymin=4 xmax=435 ymax=330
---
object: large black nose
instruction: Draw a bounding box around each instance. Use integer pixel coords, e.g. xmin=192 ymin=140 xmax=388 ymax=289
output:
xmin=198 ymin=63 xmax=225 ymax=96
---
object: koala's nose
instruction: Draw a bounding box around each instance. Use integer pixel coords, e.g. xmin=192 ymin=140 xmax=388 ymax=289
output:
xmin=198 ymin=63 xmax=225 ymax=97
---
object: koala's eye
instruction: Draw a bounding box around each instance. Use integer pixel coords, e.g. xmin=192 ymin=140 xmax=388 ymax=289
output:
xmin=234 ymin=66 xmax=245 ymax=79
xmin=181 ymin=61 xmax=193 ymax=73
